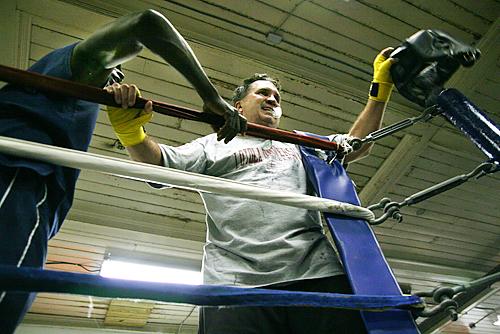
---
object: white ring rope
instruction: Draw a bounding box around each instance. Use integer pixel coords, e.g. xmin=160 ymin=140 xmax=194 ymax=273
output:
xmin=0 ymin=136 xmax=375 ymax=221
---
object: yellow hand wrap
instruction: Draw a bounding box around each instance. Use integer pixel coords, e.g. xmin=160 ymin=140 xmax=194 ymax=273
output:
xmin=106 ymin=100 xmax=152 ymax=147
xmin=369 ymin=52 xmax=394 ymax=103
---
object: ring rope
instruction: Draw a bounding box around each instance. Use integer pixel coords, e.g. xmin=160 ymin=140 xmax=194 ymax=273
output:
xmin=0 ymin=136 xmax=375 ymax=221
xmin=0 ymin=265 xmax=423 ymax=310
xmin=0 ymin=64 xmax=340 ymax=151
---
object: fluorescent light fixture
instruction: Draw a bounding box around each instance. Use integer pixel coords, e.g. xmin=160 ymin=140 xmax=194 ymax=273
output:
xmin=100 ymin=259 xmax=203 ymax=285
xmin=494 ymin=314 xmax=500 ymax=326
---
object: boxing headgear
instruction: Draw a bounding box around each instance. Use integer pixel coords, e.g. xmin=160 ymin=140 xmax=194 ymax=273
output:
xmin=390 ymin=30 xmax=481 ymax=108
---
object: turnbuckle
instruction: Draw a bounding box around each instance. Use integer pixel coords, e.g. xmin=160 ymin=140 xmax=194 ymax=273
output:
xmin=414 ymin=272 xmax=500 ymax=321
xmin=416 ymin=287 xmax=459 ymax=320
xmin=367 ymin=198 xmax=403 ymax=225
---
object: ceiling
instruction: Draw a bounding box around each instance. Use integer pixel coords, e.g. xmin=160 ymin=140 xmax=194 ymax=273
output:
xmin=0 ymin=0 xmax=498 ymax=333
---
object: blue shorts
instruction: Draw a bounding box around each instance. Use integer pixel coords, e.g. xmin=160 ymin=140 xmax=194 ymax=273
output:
xmin=0 ymin=166 xmax=53 ymax=333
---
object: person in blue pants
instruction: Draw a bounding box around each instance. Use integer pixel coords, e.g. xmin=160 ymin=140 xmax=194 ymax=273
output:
xmin=0 ymin=9 xmax=245 ymax=333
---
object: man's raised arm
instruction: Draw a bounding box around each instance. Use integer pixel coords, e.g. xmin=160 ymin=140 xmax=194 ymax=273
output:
xmin=72 ymin=9 xmax=246 ymax=142
xmin=346 ymin=48 xmax=395 ymax=163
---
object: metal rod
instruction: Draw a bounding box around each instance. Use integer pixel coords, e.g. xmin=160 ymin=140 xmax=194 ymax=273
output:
xmin=350 ymin=109 xmax=435 ymax=150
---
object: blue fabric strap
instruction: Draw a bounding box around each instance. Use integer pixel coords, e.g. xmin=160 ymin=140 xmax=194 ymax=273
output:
xmin=0 ymin=265 xmax=422 ymax=310
xmin=299 ymin=138 xmax=421 ymax=334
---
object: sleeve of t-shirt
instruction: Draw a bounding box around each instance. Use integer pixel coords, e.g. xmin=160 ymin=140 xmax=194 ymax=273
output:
xmin=158 ymin=139 xmax=208 ymax=174
xmin=147 ymin=139 xmax=208 ymax=190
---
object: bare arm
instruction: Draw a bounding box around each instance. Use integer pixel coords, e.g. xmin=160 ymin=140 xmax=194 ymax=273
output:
xmin=73 ymin=9 xmax=245 ymax=142
xmin=345 ymin=48 xmax=395 ymax=163
xmin=127 ymin=136 xmax=163 ymax=166
xmin=345 ymin=99 xmax=387 ymax=162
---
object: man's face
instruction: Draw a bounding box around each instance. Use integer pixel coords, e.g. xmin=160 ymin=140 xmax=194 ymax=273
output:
xmin=235 ymin=80 xmax=282 ymax=128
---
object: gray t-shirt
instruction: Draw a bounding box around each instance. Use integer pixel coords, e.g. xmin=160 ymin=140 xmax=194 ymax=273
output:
xmin=159 ymin=134 xmax=344 ymax=287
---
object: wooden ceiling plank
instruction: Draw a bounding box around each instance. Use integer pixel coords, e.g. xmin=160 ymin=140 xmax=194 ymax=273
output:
xmin=430 ymin=128 xmax=495 ymax=160
xmin=392 ymin=205 xmax=500 ymax=236
xmin=391 ymin=218 xmax=500 ymax=246
xmin=293 ymin=2 xmax=398 ymax=52
xmin=78 ymin=170 xmax=203 ymax=204
xmin=48 ymin=239 xmax=106 ymax=255
xmin=312 ymin=0 xmax=418 ymax=41
xmin=35 ymin=293 xmax=109 ymax=303
xmin=380 ymin=245 xmax=495 ymax=271
xmin=74 ymin=189 xmax=205 ymax=222
xmin=170 ymin=0 xmax=376 ymax=77
xmin=46 ymin=247 xmax=104 ymax=261
xmin=377 ymin=235 xmax=500 ymax=265
xmin=424 ymin=145 xmax=498 ymax=169
xmin=358 ymin=0 xmax=478 ymax=43
xmin=476 ymin=78 xmax=500 ymax=102
xmin=359 ymin=134 xmax=423 ymax=205
xmin=29 ymin=305 xmax=106 ymax=317
xmin=404 ymin=169 xmax=500 ymax=201
xmin=455 ymin=0 xmax=500 ymax=22
xmin=393 ymin=183 xmax=500 ymax=218
xmin=376 ymin=225 xmax=500 ymax=256
xmin=32 ymin=299 xmax=107 ymax=310
xmin=60 ymin=220 xmax=203 ymax=257
xmin=67 ymin=207 xmax=206 ymax=242
xmin=76 ymin=179 xmax=205 ymax=215
xmin=396 ymin=177 xmax=500 ymax=212
xmin=408 ymin=0 xmax=491 ymax=36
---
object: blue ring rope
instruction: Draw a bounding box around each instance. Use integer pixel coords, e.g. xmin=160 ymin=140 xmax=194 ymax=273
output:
xmin=0 ymin=265 xmax=422 ymax=310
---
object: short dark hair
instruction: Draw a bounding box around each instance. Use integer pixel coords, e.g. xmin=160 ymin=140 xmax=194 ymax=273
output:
xmin=231 ymin=73 xmax=281 ymax=105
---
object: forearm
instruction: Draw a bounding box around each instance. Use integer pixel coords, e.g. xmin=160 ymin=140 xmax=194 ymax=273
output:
xmin=349 ymin=99 xmax=386 ymax=138
xmin=126 ymin=135 xmax=163 ymax=166
xmin=133 ymin=12 xmax=221 ymax=105
xmin=345 ymin=99 xmax=387 ymax=162
xmin=73 ymin=10 xmax=221 ymax=107
xmin=345 ymin=48 xmax=394 ymax=163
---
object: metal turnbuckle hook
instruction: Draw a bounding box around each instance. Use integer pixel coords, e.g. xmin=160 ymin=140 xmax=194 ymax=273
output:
xmin=367 ymin=198 xmax=403 ymax=225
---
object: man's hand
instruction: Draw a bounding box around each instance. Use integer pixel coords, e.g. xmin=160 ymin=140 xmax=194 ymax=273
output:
xmin=104 ymin=83 xmax=153 ymax=147
xmin=369 ymin=47 xmax=396 ymax=103
xmin=203 ymin=98 xmax=247 ymax=144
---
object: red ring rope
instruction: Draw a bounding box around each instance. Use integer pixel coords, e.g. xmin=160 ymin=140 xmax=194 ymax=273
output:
xmin=0 ymin=64 xmax=339 ymax=151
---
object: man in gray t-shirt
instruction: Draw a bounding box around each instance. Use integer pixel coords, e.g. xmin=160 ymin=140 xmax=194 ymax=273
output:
xmin=107 ymin=48 xmax=395 ymax=333
xmin=159 ymin=134 xmax=344 ymax=287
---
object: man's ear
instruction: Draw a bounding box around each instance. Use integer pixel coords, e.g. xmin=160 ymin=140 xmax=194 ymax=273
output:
xmin=234 ymin=101 xmax=243 ymax=114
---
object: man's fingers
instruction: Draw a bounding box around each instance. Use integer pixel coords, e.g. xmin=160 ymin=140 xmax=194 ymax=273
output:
xmin=223 ymin=124 xmax=238 ymax=143
xmin=218 ymin=115 xmax=237 ymax=142
xmin=217 ymin=112 xmax=231 ymax=141
xmin=210 ymin=103 xmax=247 ymax=143
xmin=216 ymin=123 xmax=227 ymax=141
xmin=224 ymin=115 xmax=239 ymax=143
xmin=128 ymin=84 xmax=138 ymax=107
xmin=381 ymin=47 xmax=394 ymax=58
xmin=218 ymin=123 xmax=231 ymax=142
xmin=119 ymin=84 xmax=130 ymax=108
xmin=224 ymin=132 xmax=237 ymax=144
xmin=110 ymin=83 xmax=122 ymax=105
xmin=104 ymin=86 xmax=118 ymax=106
xmin=144 ymin=100 xmax=154 ymax=113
